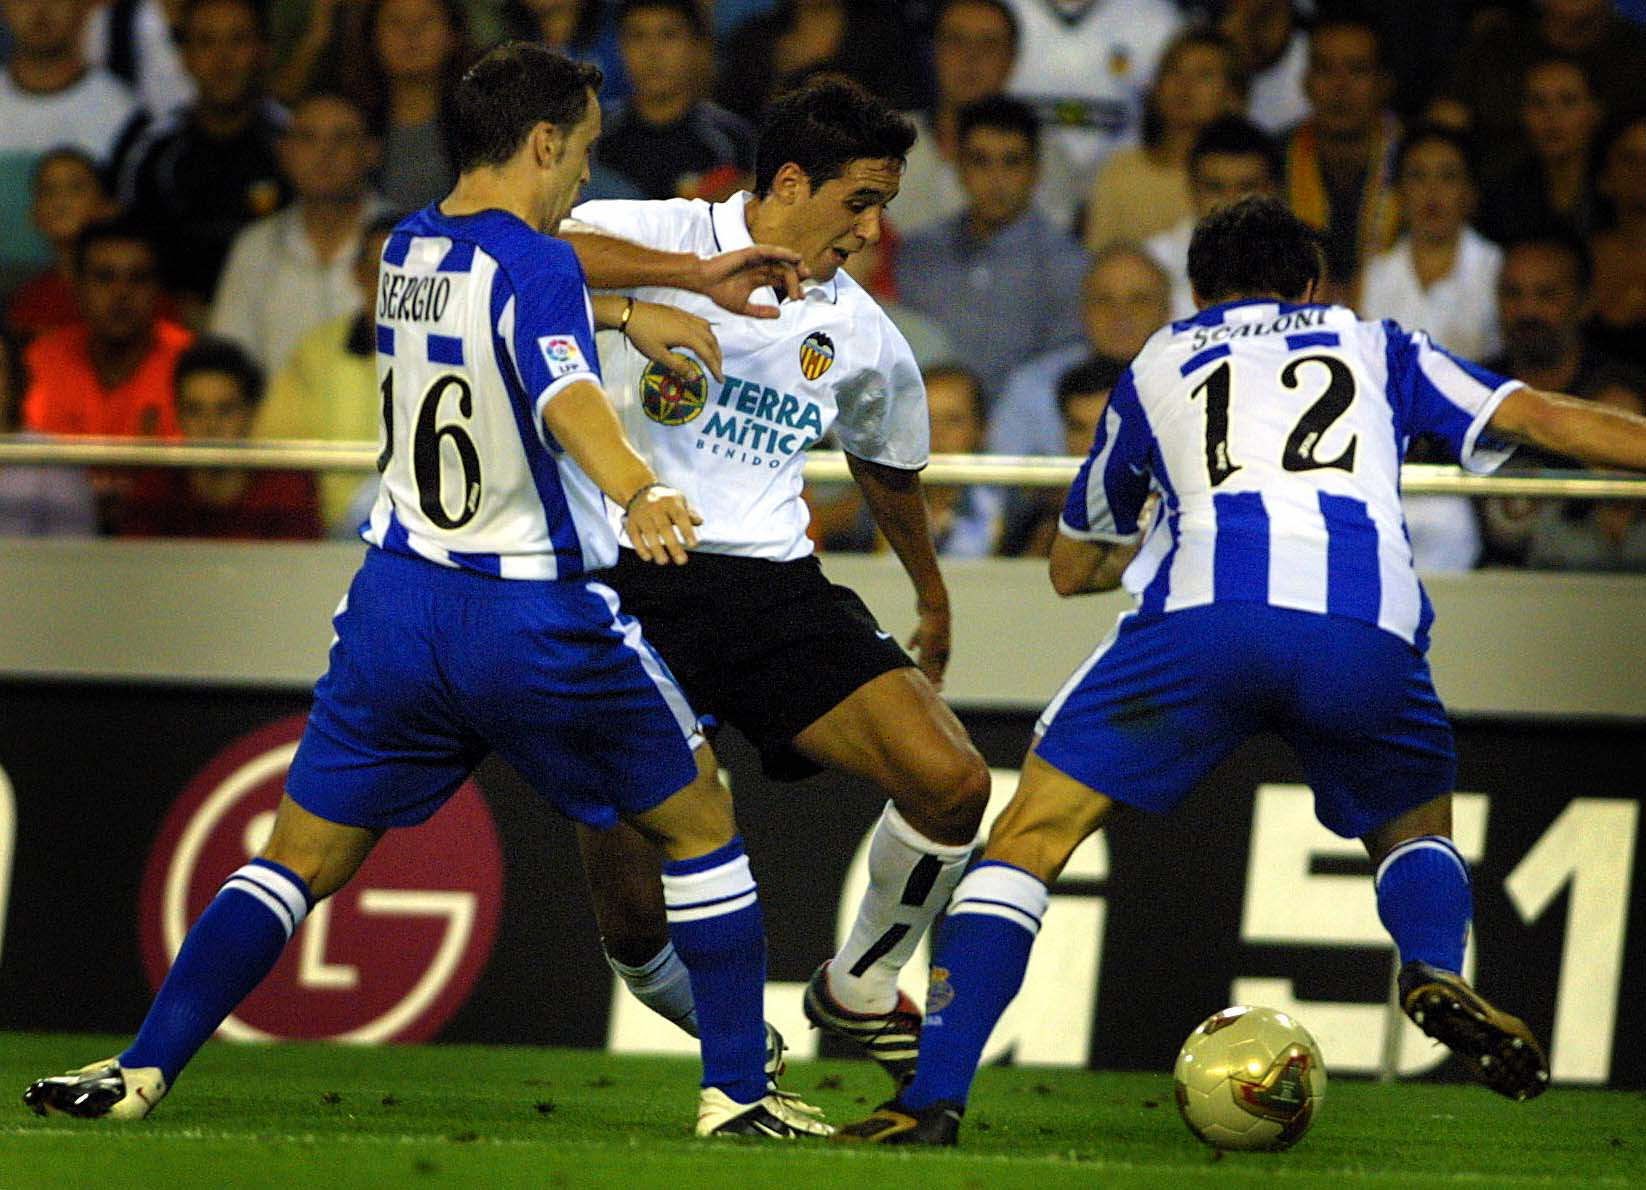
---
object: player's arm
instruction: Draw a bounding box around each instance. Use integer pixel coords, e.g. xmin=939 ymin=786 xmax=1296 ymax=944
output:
xmin=589 ymin=293 xmax=727 ymax=382
xmin=1487 ymin=386 xmax=1646 ymax=472
xmin=846 ymin=453 xmax=953 ymax=688
xmin=561 ymin=226 xmax=804 ymax=318
xmin=1049 ymin=533 xmax=1141 ymax=597
xmin=541 ymin=380 xmax=700 ymax=565
xmin=1050 ymin=369 xmax=1153 ymax=596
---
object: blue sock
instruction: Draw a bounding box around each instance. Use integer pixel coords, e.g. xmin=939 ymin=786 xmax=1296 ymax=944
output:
xmin=123 ymin=859 xmax=312 ymax=1085
xmin=662 ymin=838 xmax=767 ymax=1106
xmin=1375 ymin=835 xmax=1471 ymax=972
xmin=902 ymin=861 xmax=1049 ymax=1111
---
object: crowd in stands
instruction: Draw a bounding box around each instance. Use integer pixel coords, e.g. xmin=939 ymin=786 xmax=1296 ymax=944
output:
xmin=0 ymin=0 xmax=1641 ymax=571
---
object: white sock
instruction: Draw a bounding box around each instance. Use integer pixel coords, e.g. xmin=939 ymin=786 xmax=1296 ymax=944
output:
xmin=829 ymin=803 xmax=975 ymax=1014
xmin=607 ymin=941 xmax=699 ymax=1037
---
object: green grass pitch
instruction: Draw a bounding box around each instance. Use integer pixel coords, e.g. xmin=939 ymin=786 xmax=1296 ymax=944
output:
xmin=2 ymin=1033 xmax=1641 ymax=1188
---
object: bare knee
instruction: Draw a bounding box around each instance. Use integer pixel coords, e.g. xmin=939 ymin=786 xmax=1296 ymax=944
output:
xmin=890 ymin=743 xmax=990 ymax=845
xmin=259 ymin=795 xmax=376 ymax=901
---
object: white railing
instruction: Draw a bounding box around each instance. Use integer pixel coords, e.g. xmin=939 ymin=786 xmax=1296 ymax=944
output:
xmin=3 ymin=436 xmax=1644 ymax=499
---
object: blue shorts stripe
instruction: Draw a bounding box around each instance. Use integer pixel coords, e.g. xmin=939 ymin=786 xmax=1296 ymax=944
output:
xmin=428 ymin=334 xmax=464 ymax=366
xmin=1213 ymin=491 xmax=1270 ymax=603
xmin=1320 ymin=492 xmax=1381 ymax=621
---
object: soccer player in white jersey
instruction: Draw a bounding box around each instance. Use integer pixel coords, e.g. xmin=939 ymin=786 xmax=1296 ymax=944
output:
xmin=837 ymin=196 xmax=1646 ymax=1145
xmin=24 ymin=43 xmax=830 ymax=1140
xmin=558 ymin=76 xmax=993 ymax=1085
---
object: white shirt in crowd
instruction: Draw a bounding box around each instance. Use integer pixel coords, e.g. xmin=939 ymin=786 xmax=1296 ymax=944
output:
xmin=570 ymin=191 xmax=930 ymax=561
xmin=82 ymin=0 xmax=195 ymax=119
xmin=1145 ymin=217 xmax=1196 ymax=320
xmin=1246 ymin=30 xmax=1310 ymax=136
xmin=1359 ymin=227 xmax=1504 ymax=361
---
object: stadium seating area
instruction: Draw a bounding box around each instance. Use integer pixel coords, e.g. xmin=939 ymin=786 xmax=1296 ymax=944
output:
xmin=0 ymin=0 xmax=1642 ymax=567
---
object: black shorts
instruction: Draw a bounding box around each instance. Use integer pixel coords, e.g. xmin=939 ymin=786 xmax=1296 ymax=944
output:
xmin=602 ymin=548 xmax=915 ymax=779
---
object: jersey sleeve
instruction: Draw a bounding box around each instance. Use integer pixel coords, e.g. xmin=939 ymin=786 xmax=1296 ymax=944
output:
xmin=833 ymin=313 xmax=930 ymax=470
xmin=565 ymin=198 xmax=698 ymax=254
xmin=1382 ymin=321 xmax=1521 ymax=473
xmin=1059 ymin=367 xmax=1153 ymax=542
xmin=500 ymin=240 xmax=602 ymax=433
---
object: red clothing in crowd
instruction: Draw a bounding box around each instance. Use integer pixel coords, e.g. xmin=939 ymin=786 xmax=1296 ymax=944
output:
xmin=119 ymin=469 xmax=323 ymax=540
xmin=20 ymin=320 xmax=192 ymax=438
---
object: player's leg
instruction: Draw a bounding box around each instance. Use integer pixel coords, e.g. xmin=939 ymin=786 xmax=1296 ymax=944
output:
xmin=794 ymin=668 xmax=990 ymax=1076
xmin=24 ymin=796 xmax=380 ymax=1119
xmin=835 ymin=752 xmax=1117 ymax=1145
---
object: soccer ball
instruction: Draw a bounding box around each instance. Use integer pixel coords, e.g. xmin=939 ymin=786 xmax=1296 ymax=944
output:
xmin=1173 ymin=1005 xmax=1326 ymax=1151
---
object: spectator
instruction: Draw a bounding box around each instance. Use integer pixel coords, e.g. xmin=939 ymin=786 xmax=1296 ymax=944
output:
xmin=1083 ymin=26 xmax=1244 ymax=252
xmin=1477 ymin=56 xmax=1604 ymax=246
xmin=997 ymin=0 xmax=1181 ymax=201
xmin=502 ymin=0 xmax=629 ymax=101
xmin=1589 ymin=113 xmax=1646 ymax=371
xmin=83 ymin=0 xmax=195 ymax=116
xmin=340 ymin=0 xmax=467 ymax=211
xmin=896 ymin=96 xmax=1087 ymax=411
xmin=1146 ymin=115 xmax=1282 ymax=319
xmin=21 ymin=215 xmax=188 ymax=440
xmin=269 ymin=0 xmax=365 ymax=104
xmin=210 ymin=91 xmax=385 ymax=373
xmin=597 ymin=0 xmax=754 ymax=201
xmin=986 ymin=242 xmax=1169 ymax=461
xmin=5 ymin=148 xmax=117 ymax=341
xmin=120 ymin=336 xmax=322 ymax=539
xmin=0 ymin=327 xmax=97 ymax=536
xmin=1430 ymin=0 xmax=1646 ymax=189
xmin=1479 ymin=231 xmax=1645 ymax=564
xmin=1004 ymin=353 xmax=1123 ymax=557
xmin=895 ymin=0 xmax=1080 ymax=236
xmin=1218 ymin=0 xmax=1307 ymax=135
xmin=839 ymin=232 xmax=957 ymax=369
xmin=1361 ymin=125 xmax=1502 ymax=360
xmin=1282 ymin=15 xmax=1401 ymax=301
xmin=716 ymin=1 xmax=921 ymax=125
xmin=1523 ymin=386 xmax=1646 ymax=571
xmin=118 ymin=0 xmax=289 ymax=319
xmin=0 ymin=0 xmax=141 ymax=287
xmin=255 ymin=214 xmax=393 ymax=533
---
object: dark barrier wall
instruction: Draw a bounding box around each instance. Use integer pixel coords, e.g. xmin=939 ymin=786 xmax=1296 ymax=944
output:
xmin=2 ymin=683 xmax=1640 ymax=1087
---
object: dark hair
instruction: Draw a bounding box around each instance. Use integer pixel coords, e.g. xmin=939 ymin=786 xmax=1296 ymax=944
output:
xmin=1189 ymin=115 xmax=1282 ymax=185
xmin=179 ymin=0 xmax=270 ymax=42
xmin=617 ymin=0 xmax=706 ymax=37
xmin=1522 ymin=52 xmax=1599 ymax=103
xmin=174 ymin=336 xmax=267 ymax=409
xmin=1141 ymin=27 xmax=1244 ymax=150
xmin=502 ymin=0 xmax=604 ymax=48
xmin=1056 ymin=354 xmax=1124 ymax=413
xmin=956 ymin=94 xmax=1039 ymax=154
xmin=1187 ymin=195 xmax=1322 ymax=304
xmin=1308 ymin=14 xmax=1387 ymax=72
xmin=934 ymin=0 xmax=1019 ymax=53
xmin=1501 ymin=227 xmax=1594 ymax=292
xmin=754 ymin=75 xmax=917 ymax=195
xmin=449 ymin=42 xmax=603 ymax=173
xmin=342 ymin=0 xmax=471 ymax=136
xmin=1393 ymin=122 xmax=1476 ymax=183
xmin=73 ymin=214 xmax=160 ymax=274
xmin=30 ymin=145 xmax=108 ymax=193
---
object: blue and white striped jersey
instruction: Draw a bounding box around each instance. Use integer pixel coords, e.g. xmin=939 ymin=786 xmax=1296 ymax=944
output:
xmin=1062 ymin=299 xmax=1523 ymax=649
xmin=362 ymin=206 xmax=616 ymax=580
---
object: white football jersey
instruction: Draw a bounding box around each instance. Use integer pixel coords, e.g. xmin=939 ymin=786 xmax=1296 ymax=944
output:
xmin=362 ymin=206 xmax=616 ymax=580
xmin=570 ymin=193 xmax=929 ymax=560
xmin=1062 ymin=299 xmax=1523 ymax=650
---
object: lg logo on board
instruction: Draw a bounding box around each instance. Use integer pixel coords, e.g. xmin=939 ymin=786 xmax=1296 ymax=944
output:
xmin=138 ymin=717 xmax=503 ymax=1043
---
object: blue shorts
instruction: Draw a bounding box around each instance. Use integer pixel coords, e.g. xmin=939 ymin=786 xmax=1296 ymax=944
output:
xmin=1034 ymin=603 xmax=1456 ymax=839
xmin=287 ymin=548 xmax=704 ymax=831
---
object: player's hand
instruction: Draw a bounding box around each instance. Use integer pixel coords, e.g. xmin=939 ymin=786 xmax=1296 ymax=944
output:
xmin=624 ymin=483 xmax=702 ymax=565
xmin=907 ymin=599 xmax=953 ymax=690
xmin=625 ymin=301 xmax=725 ymax=382
xmin=697 ymin=245 xmax=807 ymax=319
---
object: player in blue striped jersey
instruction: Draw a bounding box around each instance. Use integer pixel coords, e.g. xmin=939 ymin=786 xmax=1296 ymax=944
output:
xmin=839 ymin=196 xmax=1646 ymax=1145
xmin=25 ymin=43 xmax=828 ymax=1140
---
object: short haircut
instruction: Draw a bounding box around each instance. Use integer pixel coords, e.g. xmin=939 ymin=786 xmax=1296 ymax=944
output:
xmin=1056 ymin=354 xmax=1125 ymax=415
xmin=934 ymin=0 xmax=1019 ymax=53
xmin=1393 ymin=122 xmax=1476 ymax=182
xmin=1522 ymin=52 xmax=1598 ymax=100
xmin=1189 ymin=116 xmax=1282 ymax=185
xmin=180 ymin=0 xmax=269 ymax=41
xmin=1308 ymin=14 xmax=1386 ymax=71
xmin=449 ymin=42 xmax=603 ymax=173
xmin=754 ymin=75 xmax=917 ymax=196
xmin=956 ymin=94 xmax=1039 ymax=154
xmin=617 ymin=0 xmax=706 ymax=36
xmin=1187 ymin=195 xmax=1322 ymax=304
xmin=1501 ymin=227 xmax=1594 ymax=293
xmin=73 ymin=215 xmax=160 ymax=274
xmin=30 ymin=145 xmax=107 ymax=193
xmin=174 ymin=336 xmax=267 ymax=408
xmin=922 ymin=363 xmax=985 ymax=420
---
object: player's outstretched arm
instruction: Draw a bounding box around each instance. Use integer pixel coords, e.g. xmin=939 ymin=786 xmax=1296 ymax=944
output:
xmin=845 ymin=453 xmax=952 ymax=687
xmin=1049 ymin=533 xmax=1139 ymax=598
xmin=1488 ymin=387 xmax=1646 ymax=473
xmin=562 ymin=229 xmax=804 ymax=318
xmin=542 ymin=379 xmax=702 ymax=564
xmin=591 ymin=295 xmax=726 ymax=381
